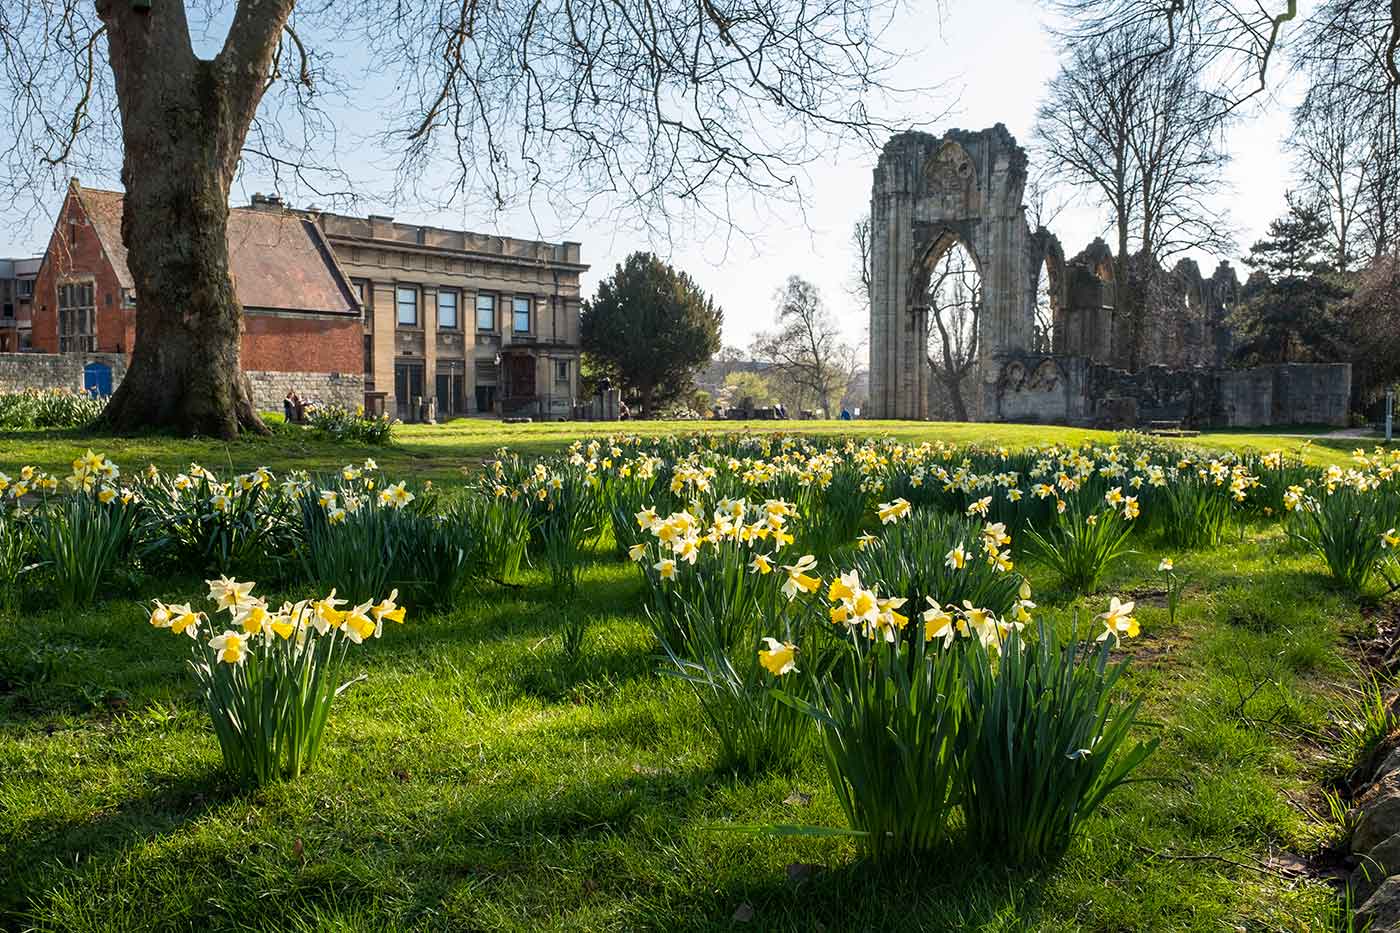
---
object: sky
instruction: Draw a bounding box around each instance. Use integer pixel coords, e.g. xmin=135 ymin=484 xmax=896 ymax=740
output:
xmin=0 ymin=0 xmax=1301 ymax=351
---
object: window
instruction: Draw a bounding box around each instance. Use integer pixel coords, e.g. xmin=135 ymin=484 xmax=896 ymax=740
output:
xmin=437 ymin=290 xmax=458 ymax=329
xmin=396 ymin=285 xmax=418 ymax=326
xmin=513 ymin=296 xmax=531 ymax=334
xmin=58 ymin=281 xmax=96 ymax=353
xmin=351 ymin=279 xmax=370 ymax=318
xmin=476 ymin=293 xmax=495 ymax=331
xmin=17 ymin=279 xmax=33 ymax=298
xmin=555 ymin=359 xmax=571 ymax=383
xmin=120 ymin=288 xmax=136 ymax=308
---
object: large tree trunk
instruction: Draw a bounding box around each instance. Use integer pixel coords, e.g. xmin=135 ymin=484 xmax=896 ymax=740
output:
xmin=94 ymin=0 xmax=290 ymax=438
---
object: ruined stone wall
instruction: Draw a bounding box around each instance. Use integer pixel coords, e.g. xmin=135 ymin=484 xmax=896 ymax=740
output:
xmin=0 ymin=352 xmax=127 ymax=394
xmin=992 ymin=353 xmax=1350 ymax=428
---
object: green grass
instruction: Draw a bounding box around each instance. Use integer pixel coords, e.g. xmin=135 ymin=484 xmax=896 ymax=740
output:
xmin=0 ymin=417 xmax=1370 ymax=484
xmin=0 ymin=421 xmax=1380 ymax=930
xmin=0 ymin=511 xmax=1370 ymax=931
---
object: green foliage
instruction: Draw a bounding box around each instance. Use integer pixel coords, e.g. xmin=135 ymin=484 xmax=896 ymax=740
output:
xmin=960 ymin=624 xmax=1158 ymax=864
xmin=1156 ymin=473 xmax=1233 ymax=548
xmin=1231 ymin=194 xmax=1351 ymax=365
xmin=785 ymin=634 xmax=966 ymax=860
xmin=297 ymin=493 xmax=477 ymax=610
xmin=853 ymin=509 xmax=1023 ymax=616
xmin=1292 ymin=483 xmax=1397 ymax=591
xmin=661 ymin=611 xmax=811 ymax=775
xmin=534 ymin=469 xmax=600 ymax=597
xmin=32 ymin=491 xmax=145 ymax=608
xmin=306 ymin=404 xmax=397 ymax=445
xmin=0 ymin=388 xmax=105 ymax=430
xmin=140 ymin=469 xmax=298 ymax=577
xmin=1023 ymin=499 xmax=1135 ymax=594
xmin=580 ymin=252 xmax=723 ymax=416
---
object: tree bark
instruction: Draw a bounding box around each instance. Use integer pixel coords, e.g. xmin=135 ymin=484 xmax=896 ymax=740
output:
xmin=93 ymin=0 xmax=292 ymax=438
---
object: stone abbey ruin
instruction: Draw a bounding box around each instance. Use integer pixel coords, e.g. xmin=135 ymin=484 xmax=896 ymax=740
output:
xmin=868 ymin=126 xmax=1351 ymax=427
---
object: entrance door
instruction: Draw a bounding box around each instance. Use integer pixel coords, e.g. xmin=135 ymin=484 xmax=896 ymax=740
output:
xmin=394 ymin=361 xmax=424 ymax=421
xmin=509 ymin=355 xmax=536 ymax=399
xmin=83 ymin=362 xmax=113 ymax=398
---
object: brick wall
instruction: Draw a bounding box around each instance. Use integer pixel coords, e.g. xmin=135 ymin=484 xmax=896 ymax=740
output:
xmin=30 ymin=191 xmax=130 ymax=354
xmin=0 ymin=352 xmax=127 ymax=394
xmin=243 ymin=311 xmax=361 ymax=373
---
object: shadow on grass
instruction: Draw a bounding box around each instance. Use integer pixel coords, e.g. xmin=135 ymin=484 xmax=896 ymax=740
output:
xmin=0 ymin=762 xmax=230 ymax=917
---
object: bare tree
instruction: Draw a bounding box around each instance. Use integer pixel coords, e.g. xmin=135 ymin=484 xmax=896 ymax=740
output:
xmin=1050 ymin=1 xmax=1398 ymax=111
xmin=849 ymin=214 xmax=874 ymax=319
xmin=1290 ymin=94 xmax=1369 ymax=272
xmin=752 ymin=276 xmax=851 ymax=416
xmin=0 ymin=0 xmax=910 ymax=437
xmin=925 ymin=244 xmax=980 ymax=422
xmin=1035 ymin=26 xmax=1230 ymax=369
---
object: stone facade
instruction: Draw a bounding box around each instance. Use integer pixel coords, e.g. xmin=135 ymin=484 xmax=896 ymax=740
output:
xmin=243 ymin=370 xmax=365 ymax=413
xmin=871 ymin=126 xmax=1351 ymax=427
xmin=0 ymin=352 xmax=127 ymax=394
xmin=295 ymin=203 xmax=587 ymax=422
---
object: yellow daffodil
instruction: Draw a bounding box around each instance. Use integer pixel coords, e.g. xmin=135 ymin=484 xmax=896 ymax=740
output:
xmin=780 ymin=555 xmax=821 ymax=599
xmin=654 ymin=558 xmax=678 ymax=581
xmin=758 ymin=637 xmax=798 ymax=676
xmin=209 ymin=630 xmax=249 ymax=664
xmin=1158 ymin=557 xmax=1175 ymax=572
xmin=944 ymin=546 xmax=967 ymax=570
xmin=628 ymin=543 xmax=647 ymax=562
xmin=750 ymin=553 xmax=774 ymax=575
xmin=207 ymin=576 xmax=255 ymax=613
xmin=1096 ymin=596 xmax=1139 ymax=644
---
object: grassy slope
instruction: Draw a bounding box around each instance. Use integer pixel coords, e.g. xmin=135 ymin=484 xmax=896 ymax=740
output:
xmin=0 ymin=422 xmax=1376 ymax=931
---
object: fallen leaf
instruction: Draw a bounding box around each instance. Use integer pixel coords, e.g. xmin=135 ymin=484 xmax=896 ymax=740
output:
xmin=732 ymin=902 xmax=754 ymax=923
xmin=783 ymin=791 xmax=811 ymax=807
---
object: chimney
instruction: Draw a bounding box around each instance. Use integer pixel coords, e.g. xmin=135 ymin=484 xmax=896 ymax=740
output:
xmin=249 ymin=193 xmax=286 ymax=211
xmin=368 ymin=214 xmax=395 ymax=239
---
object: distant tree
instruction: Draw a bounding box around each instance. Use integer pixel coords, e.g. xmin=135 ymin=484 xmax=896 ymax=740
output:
xmin=924 ymin=244 xmax=982 ymax=422
xmin=850 ymin=215 xmax=874 ymax=319
xmin=1341 ymin=252 xmax=1400 ymax=404
xmin=581 ymin=253 xmax=722 ymax=417
xmin=1231 ymin=195 xmax=1351 ymax=364
xmin=752 ymin=277 xmax=851 ymax=416
xmin=712 ymin=346 xmax=751 ymax=382
xmin=721 ymin=371 xmax=774 ymax=409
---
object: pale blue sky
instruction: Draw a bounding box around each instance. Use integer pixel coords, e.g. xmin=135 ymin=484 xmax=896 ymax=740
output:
xmin=0 ymin=0 xmax=1300 ymax=350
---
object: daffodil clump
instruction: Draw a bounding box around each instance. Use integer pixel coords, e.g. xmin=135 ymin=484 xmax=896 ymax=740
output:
xmin=154 ymin=576 xmax=406 ymax=784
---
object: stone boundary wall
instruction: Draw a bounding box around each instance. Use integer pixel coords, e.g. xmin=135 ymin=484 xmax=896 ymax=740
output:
xmin=245 ymin=371 xmax=364 ymax=413
xmin=992 ymin=354 xmax=1351 ymax=428
xmin=0 ymin=353 xmax=362 ymax=415
xmin=0 ymin=352 xmax=128 ymax=394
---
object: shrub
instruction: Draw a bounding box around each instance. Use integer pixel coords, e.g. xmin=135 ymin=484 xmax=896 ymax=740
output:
xmin=960 ymin=618 xmax=1158 ymax=864
xmin=306 ymin=405 xmax=396 ymax=445
xmin=154 ymin=577 xmax=405 ymax=785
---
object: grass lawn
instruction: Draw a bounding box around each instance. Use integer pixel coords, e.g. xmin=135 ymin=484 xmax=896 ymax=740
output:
xmin=0 ymin=422 xmax=1379 ymax=931
xmin=0 ymin=417 xmax=1374 ymax=484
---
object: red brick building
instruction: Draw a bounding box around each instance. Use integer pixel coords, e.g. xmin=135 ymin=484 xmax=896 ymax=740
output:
xmin=29 ymin=182 xmax=364 ymax=408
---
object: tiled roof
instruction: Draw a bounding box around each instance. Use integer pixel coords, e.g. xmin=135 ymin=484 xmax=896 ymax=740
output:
xmin=74 ymin=185 xmax=357 ymax=316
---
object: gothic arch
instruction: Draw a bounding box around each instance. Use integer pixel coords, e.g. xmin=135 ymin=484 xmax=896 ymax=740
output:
xmin=869 ymin=125 xmax=1037 ymax=419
